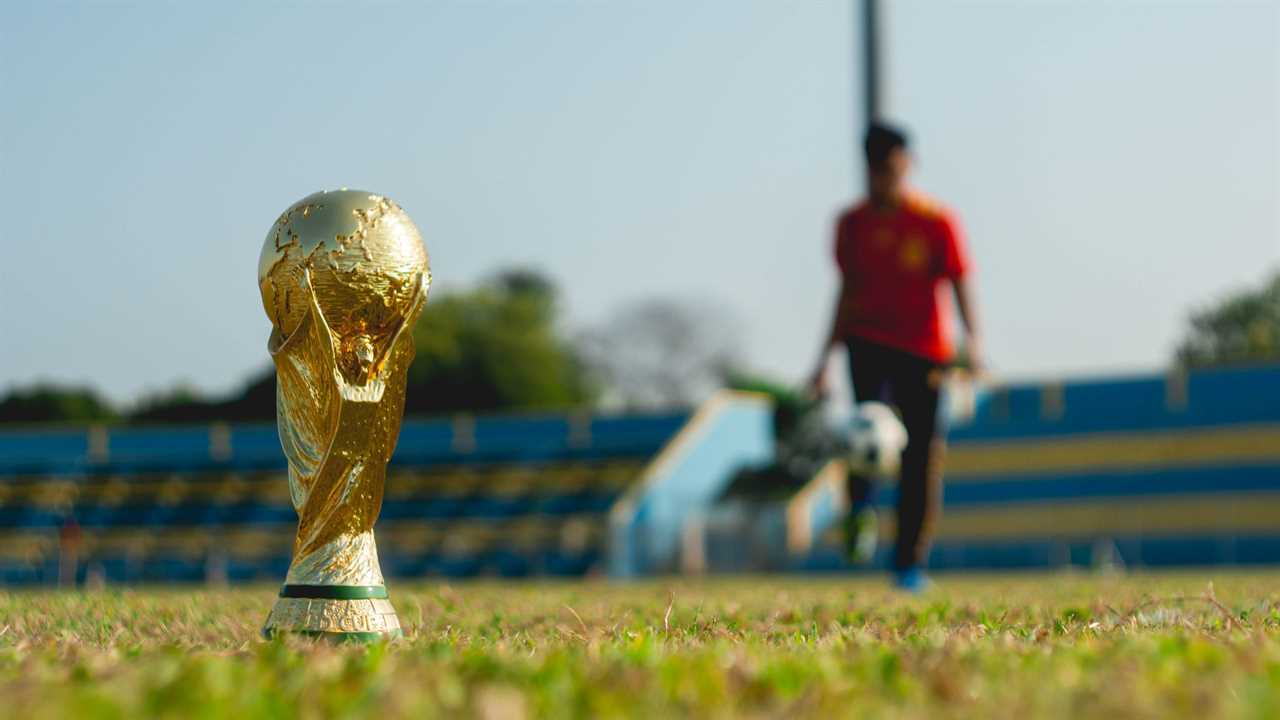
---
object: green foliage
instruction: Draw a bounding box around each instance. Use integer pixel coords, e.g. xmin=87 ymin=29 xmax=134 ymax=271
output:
xmin=724 ymin=370 xmax=813 ymax=432
xmin=404 ymin=269 xmax=594 ymax=415
xmin=0 ymin=384 xmax=117 ymax=425
xmin=1177 ymin=270 xmax=1280 ymax=368
xmin=127 ymin=373 xmax=276 ymax=425
xmin=0 ymin=575 xmax=1278 ymax=718
xmin=129 ymin=385 xmax=220 ymax=425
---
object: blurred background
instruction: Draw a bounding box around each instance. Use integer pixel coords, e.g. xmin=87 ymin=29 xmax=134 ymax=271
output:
xmin=0 ymin=0 xmax=1277 ymax=586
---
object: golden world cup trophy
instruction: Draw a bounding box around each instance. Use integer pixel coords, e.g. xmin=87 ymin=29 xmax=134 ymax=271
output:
xmin=257 ymin=189 xmax=429 ymax=640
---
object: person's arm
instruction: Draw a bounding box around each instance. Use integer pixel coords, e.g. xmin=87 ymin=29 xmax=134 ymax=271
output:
xmin=935 ymin=207 xmax=982 ymax=375
xmin=951 ymin=274 xmax=983 ymax=374
xmin=809 ymin=277 xmax=852 ymax=396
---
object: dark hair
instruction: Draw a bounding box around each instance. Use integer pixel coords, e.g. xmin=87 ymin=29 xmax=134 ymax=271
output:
xmin=864 ymin=122 xmax=909 ymax=168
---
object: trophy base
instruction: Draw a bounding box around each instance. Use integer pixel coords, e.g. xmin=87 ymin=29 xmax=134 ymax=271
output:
xmin=262 ymin=585 xmax=402 ymax=641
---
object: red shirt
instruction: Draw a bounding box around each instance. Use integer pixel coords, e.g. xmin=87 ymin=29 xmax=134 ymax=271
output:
xmin=833 ymin=193 xmax=970 ymax=363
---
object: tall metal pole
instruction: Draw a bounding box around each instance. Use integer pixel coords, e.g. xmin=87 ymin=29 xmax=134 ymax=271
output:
xmin=862 ymin=0 xmax=882 ymax=127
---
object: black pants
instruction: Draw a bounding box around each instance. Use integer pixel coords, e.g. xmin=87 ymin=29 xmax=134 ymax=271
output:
xmin=845 ymin=336 xmax=946 ymax=571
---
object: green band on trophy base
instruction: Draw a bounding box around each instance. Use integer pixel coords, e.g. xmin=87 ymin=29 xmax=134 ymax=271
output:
xmin=280 ymin=584 xmax=390 ymax=600
xmin=262 ymin=627 xmax=405 ymax=643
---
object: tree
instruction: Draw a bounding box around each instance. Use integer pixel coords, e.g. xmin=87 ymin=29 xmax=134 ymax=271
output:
xmin=403 ymin=268 xmax=594 ymax=414
xmin=128 ymin=377 xmax=280 ymax=424
xmin=0 ymin=384 xmax=117 ymax=425
xmin=207 ymin=268 xmax=593 ymax=418
xmin=577 ymin=298 xmax=741 ymax=409
xmin=206 ymin=268 xmax=597 ymax=418
xmin=1176 ymin=270 xmax=1280 ymax=368
xmin=129 ymin=384 xmax=219 ymax=424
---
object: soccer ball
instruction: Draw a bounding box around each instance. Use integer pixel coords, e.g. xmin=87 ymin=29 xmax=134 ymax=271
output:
xmin=846 ymin=402 xmax=908 ymax=477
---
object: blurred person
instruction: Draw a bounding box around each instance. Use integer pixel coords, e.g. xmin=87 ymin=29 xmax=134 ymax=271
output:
xmin=808 ymin=121 xmax=982 ymax=593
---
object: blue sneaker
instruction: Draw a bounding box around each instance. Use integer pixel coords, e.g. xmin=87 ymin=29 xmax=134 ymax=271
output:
xmin=893 ymin=567 xmax=933 ymax=594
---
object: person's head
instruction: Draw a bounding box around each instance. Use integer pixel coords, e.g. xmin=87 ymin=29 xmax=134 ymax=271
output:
xmin=864 ymin=122 xmax=911 ymax=205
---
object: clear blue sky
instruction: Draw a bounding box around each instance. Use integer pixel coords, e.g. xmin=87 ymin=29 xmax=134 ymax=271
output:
xmin=1 ymin=1 xmax=1276 ymax=405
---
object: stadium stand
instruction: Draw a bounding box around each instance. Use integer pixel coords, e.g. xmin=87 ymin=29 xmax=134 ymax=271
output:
xmin=0 ymin=411 xmax=687 ymax=585
xmin=786 ymin=363 xmax=1280 ymax=571
xmin=4 ymin=364 xmax=1279 ymax=585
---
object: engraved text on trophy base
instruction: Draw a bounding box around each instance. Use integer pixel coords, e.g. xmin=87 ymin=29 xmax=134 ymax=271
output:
xmin=264 ymin=597 xmax=402 ymax=635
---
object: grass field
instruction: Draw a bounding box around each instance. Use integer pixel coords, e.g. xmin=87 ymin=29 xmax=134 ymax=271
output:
xmin=1 ymin=572 xmax=1279 ymax=719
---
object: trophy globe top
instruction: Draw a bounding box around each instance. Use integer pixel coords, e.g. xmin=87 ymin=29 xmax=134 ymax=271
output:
xmin=258 ymin=189 xmax=430 ymax=384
